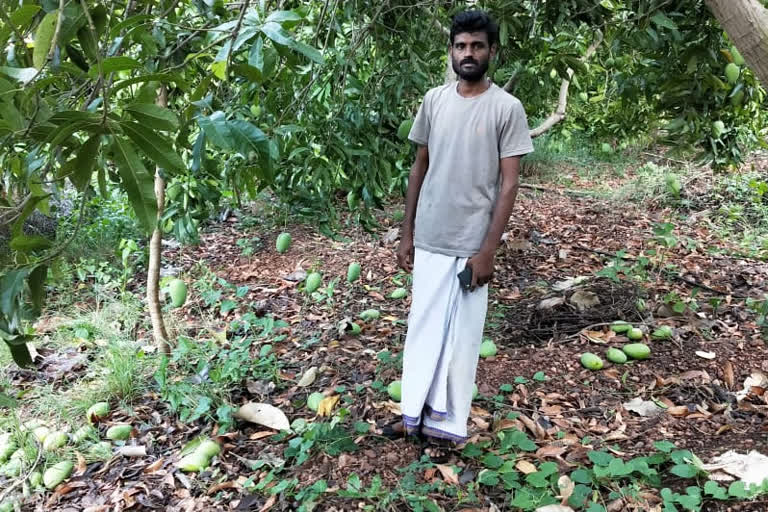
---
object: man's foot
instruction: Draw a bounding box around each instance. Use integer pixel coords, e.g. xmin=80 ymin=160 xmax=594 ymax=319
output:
xmin=421 ymin=436 xmax=457 ymax=464
xmin=377 ymin=420 xmax=406 ymax=440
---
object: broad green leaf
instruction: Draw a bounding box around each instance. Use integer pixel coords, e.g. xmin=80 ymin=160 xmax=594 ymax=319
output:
xmin=33 ymin=10 xmax=59 ymax=69
xmin=651 ymin=12 xmax=678 ymax=31
xmin=228 ymin=120 xmax=268 ymax=157
xmin=10 ymin=235 xmax=52 ymax=252
xmin=10 ymin=194 xmax=50 ymax=238
xmin=232 ymin=64 xmax=261 ymax=82
xmin=27 ymin=265 xmax=48 ymax=315
xmin=260 ymin=22 xmax=323 ymax=64
xmin=113 ymin=73 xmax=190 ymax=94
xmin=7 ymin=341 xmax=32 ymax=368
xmin=124 ymin=103 xmax=179 ymax=131
xmin=120 ymin=121 xmax=185 ymax=172
xmin=211 ymin=60 xmax=227 ymax=80
xmin=73 ymin=135 xmax=101 ymax=191
xmin=0 ymin=269 xmax=29 ymax=316
xmin=0 ymin=5 xmax=41 ymax=48
xmin=197 ymin=111 xmax=234 ymax=150
xmin=88 ymin=56 xmax=141 ymax=78
xmin=265 ymin=10 xmax=303 ymax=25
xmin=563 ymin=55 xmax=588 ymax=75
xmin=111 ymin=137 xmax=158 ymax=233
xmin=669 ymin=464 xmax=698 ymax=478
xmin=77 ymin=25 xmax=99 ymax=63
xmin=248 ymin=36 xmax=264 ymax=71
xmin=109 ymin=14 xmax=153 ymax=39
xmin=213 ymin=40 xmax=232 ymax=63
xmin=654 ymin=440 xmax=676 ymax=453
xmin=56 ymin=3 xmax=87 ymax=45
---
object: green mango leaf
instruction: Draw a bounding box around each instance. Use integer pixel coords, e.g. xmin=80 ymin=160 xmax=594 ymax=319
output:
xmin=228 ymin=119 xmax=268 ymax=156
xmin=109 ymin=14 xmax=153 ymax=39
xmin=260 ymin=22 xmax=323 ymax=64
xmin=0 ymin=269 xmax=30 ymax=316
xmin=563 ymin=55 xmax=588 ymax=75
xmin=248 ymin=36 xmax=264 ymax=72
xmin=110 ymin=137 xmax=158 ymax=233
xmin=88 ymin=56 xmax=141 ymax=78
xmin=265 ymin=10 xmax=303 ymax=25
xmin=7 ymin=340 xmax=32 ymax=368
xmin=27 ymin=265 xmax=48 ymax=315
xmin=10 ymin=235 xmax=52 ymax=252
xmin=73 ymin=135 xmax=101 ymax=191
xmin=0 ymin=5 xmax=41 ymax=49
xmin=33 ymin=10 xmax=59 ymax=69
xmin=124 ymin=103 xmax=179 ymax=131
xmin=197 ymin=111 xmax=234 ymax=150
xmin=10 ymin=194 xmax=51 ymax=238
xmin=77 ymin=26 xmax=99 ymax=63
xmin=120 ymin=121 xmax=185 ymax=172
xmin=113 ymin=73 xmax=190 ymax=94
xmin=651 ymin=12 xmax=678 ymax=31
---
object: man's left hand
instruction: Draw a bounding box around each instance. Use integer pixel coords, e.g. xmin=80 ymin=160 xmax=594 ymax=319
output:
xmin=467 ymin=251 xmax=495 ymax=290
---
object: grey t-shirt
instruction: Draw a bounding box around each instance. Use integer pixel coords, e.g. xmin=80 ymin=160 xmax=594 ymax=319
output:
xmin=408 ymin=81 xmax=534 ymax=258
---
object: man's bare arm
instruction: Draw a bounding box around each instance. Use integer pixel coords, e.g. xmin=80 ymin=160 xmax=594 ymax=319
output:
xmin=467 ymin=155 xmax=521 ymax=287
xmin=397 ymin=145 xmax=429 ymax=272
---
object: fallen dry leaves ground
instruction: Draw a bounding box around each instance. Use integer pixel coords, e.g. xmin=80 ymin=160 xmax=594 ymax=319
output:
xmin=5 ymin=162 xmax=768 ymax=511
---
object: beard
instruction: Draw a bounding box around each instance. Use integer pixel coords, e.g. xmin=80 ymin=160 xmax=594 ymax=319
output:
xmin=451 ymin=57 xmax=489 ymax=82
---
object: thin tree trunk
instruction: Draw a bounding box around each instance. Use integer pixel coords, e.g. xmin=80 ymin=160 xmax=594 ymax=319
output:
xmin=147 ymin=85 xmax=171 ymax=354
xmin=705 ymin=0 xmax=768 ymax=87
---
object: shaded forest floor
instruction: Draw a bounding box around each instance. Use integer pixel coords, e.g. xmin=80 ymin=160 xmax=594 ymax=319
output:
xmin=2 ymin=151 xmax=768 ymax=511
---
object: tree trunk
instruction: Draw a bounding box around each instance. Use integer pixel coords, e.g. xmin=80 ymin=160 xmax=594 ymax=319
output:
xmin=147 ymin=86 xmax=171 ymax=354
xmin=705 ymin=0 xmax=768 ymax=87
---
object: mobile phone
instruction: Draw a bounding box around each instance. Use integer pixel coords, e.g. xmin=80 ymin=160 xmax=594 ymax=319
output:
xmin=457 ymin=266 xmax=472 ymax=290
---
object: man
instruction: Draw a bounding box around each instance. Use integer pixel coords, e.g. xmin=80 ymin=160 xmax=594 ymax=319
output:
xmin=391 ymin=10 xmax=534 ymax=456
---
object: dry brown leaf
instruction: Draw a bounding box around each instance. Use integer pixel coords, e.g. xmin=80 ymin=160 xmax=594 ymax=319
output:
xmin=518 ymin=414 xmax=546 ymax=439
xmin=516 ymin=460 xmax=538 ymax=474
xmin=667 ymin=406 xmax=690 ymax=416
xmin=724 ymin=361 xmax=735 ymax=390
xmin=144 ymin=458 xmax=165 ymax=473
xmin=537 ymin=445 xmax=568 ymax=458
xmin=250 ymin=430 xmax=276 ymax=440
xmin=494 ymin=418 xmax=525 ymax=432
xmin=259 ymin=494 xmax=277 ymax=512
xmin=207 ymin=481 xmax=239 ymax=495
xmin=436 ymin=464 xmax=460 ymax=485
xmin=317 ymin=395 xmax=340 ymax=417
xmin=74 ymin=451 xmax=87 ymax=476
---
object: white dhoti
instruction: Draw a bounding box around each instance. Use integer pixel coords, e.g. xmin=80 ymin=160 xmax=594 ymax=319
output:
xmin=401 ymin=248 xmax=489 ymax=443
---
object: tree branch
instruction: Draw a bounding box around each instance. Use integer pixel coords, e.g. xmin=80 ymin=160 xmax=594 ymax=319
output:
xmin=529 ymin=32 xmax=603 ymax=139
xmin=226 ymin=0 xmax=251 ymax=74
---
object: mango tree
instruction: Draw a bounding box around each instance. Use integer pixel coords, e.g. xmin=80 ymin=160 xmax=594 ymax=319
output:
xmin=0 ymin=0 xmax=323 ymax=363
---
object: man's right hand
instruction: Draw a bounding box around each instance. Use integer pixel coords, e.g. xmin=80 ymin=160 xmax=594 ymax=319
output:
xmin=397 ymin=235 xmax=414 ymax=272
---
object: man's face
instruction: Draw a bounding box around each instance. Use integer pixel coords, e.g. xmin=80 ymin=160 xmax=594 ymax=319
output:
xmin=450 ymin=31 xmax=495 ymax=82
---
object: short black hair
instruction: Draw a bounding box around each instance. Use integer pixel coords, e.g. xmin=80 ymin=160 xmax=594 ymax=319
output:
xmin=449 ymin=10 xmax=499 ymax=47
